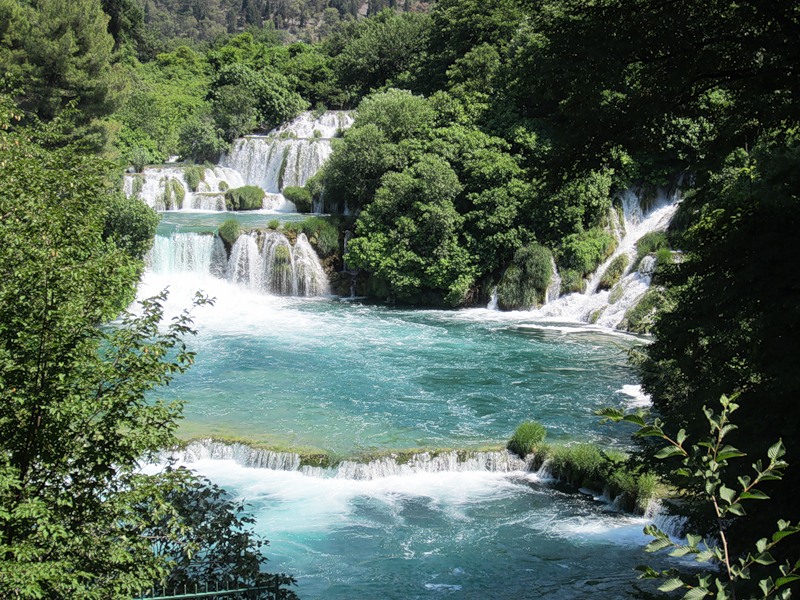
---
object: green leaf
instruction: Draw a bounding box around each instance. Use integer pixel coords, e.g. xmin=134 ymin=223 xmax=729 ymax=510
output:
xmin=659 ymin=578 xmax=685 ymax=592
xmin=719 ymin=485 xmax=736 ymax=504
xmin=682 ymin=586 xmax=711 ymax=599
xmin=768 ymin=440 xmax=786 ymax=462
xmin=754 ymin=552 xmax=776 ymax=566
xmin=655 ymin=445 xmax=685 ymax=459
xmin=775 ymin=575 xmax=800 ymax=588
xmin=727 ymin=503 xmax=746 ymax=516
xmin=739 ymin=490 xmax=769 ymax=501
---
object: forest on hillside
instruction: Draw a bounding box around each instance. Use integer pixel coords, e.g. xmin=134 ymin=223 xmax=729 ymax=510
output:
xmin=1 ymin=0 xmax=800 ymax=597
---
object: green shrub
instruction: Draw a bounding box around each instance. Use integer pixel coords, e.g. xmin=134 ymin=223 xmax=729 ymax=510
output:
xmin=655 ymin=247 xmax=673 ymax=266
xmin=225 ymin=186 xmax=265 ymax=211
xmin=621 ymin=286 xmax=673 ymax=334
xmin=184 ymin=165 xmax=206 ymax=192
xmin=557 ymin=228 xmax=616 ymax=276
xmin=560 ymin=269 xmax=586 ymax=295
xmin=283 ymin=221 xmax=302 ymax=234
xmin=283 ymin=186 xmax=312 ymax=213
xmin=130 ymin=175 xmax=144 ymax=197
xmin=496 ymin=244 xmax=554 ymax=310
xmin=218 ymin=219 xmax=240 ymax=247
xmin=218 ymin=181 xmax=229 ymax=192
xmin=634 ymin=230 xmax=669 ymax=268
xmin=170 ymin=179 xmax=185 ymax=207
xmin=300 ymin=217 xmax=339 ymax=256
xmin=507 ymin=421 xmax=547 ymax=457
xmin=550 ymin=443 xmax=604 ymax=487
xmin=597 ymin=254 xmax=629 ymax=291
xmin=129 ymin=146 xmax=152 ymax=173
xmin=305 ymin=170 xmax=324 ymax=200
xmin=267 ymin=219 xmax=280 ymax=230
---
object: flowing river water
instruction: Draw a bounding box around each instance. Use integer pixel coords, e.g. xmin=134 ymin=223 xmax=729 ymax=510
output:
xmin=138 ymin=211 xmax=672 ymax=599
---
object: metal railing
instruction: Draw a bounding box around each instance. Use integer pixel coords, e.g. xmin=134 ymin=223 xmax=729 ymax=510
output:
xmin=135 ymin=581 xmax=289 ymax=600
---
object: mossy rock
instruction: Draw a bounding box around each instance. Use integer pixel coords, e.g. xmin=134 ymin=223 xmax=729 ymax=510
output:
xmin=225 ymin=185 xmax=265 ymax=211
xmin=283 ymin=186 xmax=312 ymax=213
xmin=496 ymin=244 xmax=553 ymax=310
xmin=184 ymin=164 xmax=206 ymax=192
xmin=597 ymin=254 xmax=629 ymax=291
xmin=217 ymin=219 xmax=240 ymax=249
xmin=559 ymin=269 xmax=586 ymax=295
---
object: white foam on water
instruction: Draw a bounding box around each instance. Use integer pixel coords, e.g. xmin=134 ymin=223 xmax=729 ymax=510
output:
xmin=617 ymin=384 xmax=652 ymax=407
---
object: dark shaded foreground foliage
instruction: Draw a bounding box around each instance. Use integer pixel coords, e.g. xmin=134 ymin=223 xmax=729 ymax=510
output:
xmin=0 ymin=104 xmax=296 ymax=598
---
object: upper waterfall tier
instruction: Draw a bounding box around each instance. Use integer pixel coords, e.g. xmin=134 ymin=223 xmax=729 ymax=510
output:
xmin=124 ymin=111 xmax=353 ymax=212
xmin=532 ymin=186 xmax=680 ymax=329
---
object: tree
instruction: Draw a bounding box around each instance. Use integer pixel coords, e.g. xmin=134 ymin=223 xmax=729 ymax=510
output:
xmin=346 ymin=154 xmax=477 ymax=305
xmin=329 ymin=10 xmax=432 ymax=102
xmin=0 ymin=0 xmax=118 ymax=123
xmin=0 ymin=107 xmax=294 ymax=597
xmin=599 ymin=396 xmax=800 ymax=598
xmin=640 ymin=133 xmax=800 ymax=559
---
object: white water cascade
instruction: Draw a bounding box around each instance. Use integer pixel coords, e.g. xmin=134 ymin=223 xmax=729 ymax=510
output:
xmin=535 ymin=187 xmax=680 ymax=328
xmin=148 ymin=230 xmax=329 ymax=297
xmin=124 ymin=111 xmax=353 ymax=212
xmin=167 ymin=439 xmax=534 ymax=481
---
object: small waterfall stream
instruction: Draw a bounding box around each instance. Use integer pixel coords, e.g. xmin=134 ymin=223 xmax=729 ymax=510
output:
xmin=536 ymin=186 xmax=680 ymax=328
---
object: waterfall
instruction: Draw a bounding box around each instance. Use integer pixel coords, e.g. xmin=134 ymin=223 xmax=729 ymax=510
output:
xmin=545 ymin=257 xmax=562 ymax=304
xmin=293 ymin=233 xmax=329 ymax=296
xmin=261 ymin=231 xmax=295 ymax=295
xmin=533 ymin=186 xmax=680 ymax=328
xmin=124 ymin=166 xmax=244 ymax=211
xmin=147 ymin=233 xmax=226 ymax=275
xmin=487 ymin=287 xmax=498 ymax=310
xmin=147 ymin=229 xmax=329 ymax=297
xmin=167 ymin=439 xmax=534 ymax=480
xmin=227 ymin=233 xmax=263 ymax=289
xmin=124 ymin=111 xmax=353 ymax=213
xmin=220 ymin=111 xmax=354 ymax=194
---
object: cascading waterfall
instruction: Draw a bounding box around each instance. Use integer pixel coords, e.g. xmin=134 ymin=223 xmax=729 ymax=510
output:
xmin=261 ymin=231 xmax=295 ymax=295
xmin=293 ymin=233 xmax=329 ymax=296
xmin=124 ymin=111 xmax=353 ymax=212
xmin=227 ymin=233 xmax=263 ymax=289
xmin=221 ymin=110 xmax=353 ymax=194
xmin=545 ymin=257 xmax=562 ymax=304
xmin=167 ymin=439 xmax=534 ymax=481
xmin=147 ymin=229 xmax=328 ymax=297
xmin=125 ymin=166 xmax=244 ymax=211
xmin=535 ymin=186 xmax=680 ymax=328
xmin=147 ymin=232 xmax=227 ymax=275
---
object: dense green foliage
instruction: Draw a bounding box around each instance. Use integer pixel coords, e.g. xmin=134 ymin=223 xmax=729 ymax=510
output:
xmin=283 ymin=185 xmax=312 ymax=212
xmin=507 ymin=421 xmax=546 ymax=458
xmin=0 ymin=109 xmax=296 ymax=597
xmin=218 ymin=218 xmax=241 ymax=247
xmin=299 ymin=216 xmax=339 ymax=256
xmin=3 ymin=0 xmax=799 ymax=593
xmin=496 ymin=244 xmax=553 ymax=310
xmin=0 ymin=0 xmax=117 ymax=125
xmin=225 ymin=185 xmax=265 ymax=210
xmin=597 ymin=254 xmax=628 ymax=291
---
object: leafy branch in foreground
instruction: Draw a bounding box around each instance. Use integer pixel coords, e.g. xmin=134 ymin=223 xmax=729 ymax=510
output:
xmin=597 ymin=394 xmax=800 ymax=599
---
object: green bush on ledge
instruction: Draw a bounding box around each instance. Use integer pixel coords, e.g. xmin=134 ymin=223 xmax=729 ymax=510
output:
xmin=507 ymin=421 xmax=547 ymax=457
